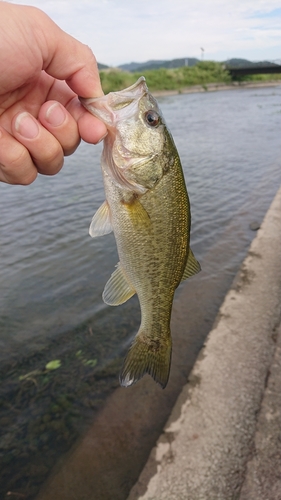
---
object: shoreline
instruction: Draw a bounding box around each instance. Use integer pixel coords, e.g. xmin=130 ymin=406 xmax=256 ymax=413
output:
xmin=152 ymin=80 xmax=281 ymax=97
xmin=128 ymin=186 xmax=281 ymax=499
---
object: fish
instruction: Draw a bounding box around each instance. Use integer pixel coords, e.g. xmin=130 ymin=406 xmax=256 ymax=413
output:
xmin=80 ymin=77 xmax=200 ymax=389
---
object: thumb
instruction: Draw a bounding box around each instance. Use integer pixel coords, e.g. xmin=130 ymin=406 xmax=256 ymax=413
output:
xmin=33 ymin=7 xmax=104 ymax=98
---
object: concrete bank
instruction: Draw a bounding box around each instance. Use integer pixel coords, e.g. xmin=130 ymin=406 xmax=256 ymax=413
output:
xmin=128 ymin=186 xmax=281 ymax=500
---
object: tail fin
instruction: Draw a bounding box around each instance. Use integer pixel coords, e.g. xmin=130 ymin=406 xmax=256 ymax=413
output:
xmin=119 ymin=333 xmax=172 ymax=389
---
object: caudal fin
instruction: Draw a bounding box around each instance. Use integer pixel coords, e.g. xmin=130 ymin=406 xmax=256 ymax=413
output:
xmin=119 ymin=333 xmax=172 ymax=389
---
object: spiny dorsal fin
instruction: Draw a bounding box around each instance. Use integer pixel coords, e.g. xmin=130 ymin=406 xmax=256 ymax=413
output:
xmin=89 ymin=200 xmax=112 ymax=237
xmin=181 ymin=247 xmax=201 ymax=281
xmin=102 ymin=263 xmax=136 ymax=305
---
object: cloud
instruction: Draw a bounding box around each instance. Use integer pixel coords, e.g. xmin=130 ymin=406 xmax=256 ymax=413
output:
xmin=9 ymin=0 xmax=281 ymax=65
xmin=250 ymin=7 xmax=281 ymax=18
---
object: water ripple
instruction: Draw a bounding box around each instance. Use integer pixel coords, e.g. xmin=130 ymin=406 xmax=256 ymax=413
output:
xmin=0 ymin=86 xmax=281 ymax=361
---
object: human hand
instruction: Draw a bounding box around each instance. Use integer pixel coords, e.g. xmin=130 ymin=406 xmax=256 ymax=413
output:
xmin=0 ymin=2 xmax=107 ymax=185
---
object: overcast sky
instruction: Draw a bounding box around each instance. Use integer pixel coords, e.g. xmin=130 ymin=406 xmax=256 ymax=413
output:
xmin=10 ymin=0 xmax=281 ymax=67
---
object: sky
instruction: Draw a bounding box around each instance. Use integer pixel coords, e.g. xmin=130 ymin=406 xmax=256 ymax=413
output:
xmin=9 ymin=0 xmax=281 ymax=67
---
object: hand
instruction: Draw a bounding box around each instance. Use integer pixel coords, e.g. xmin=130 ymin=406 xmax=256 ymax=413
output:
xmin=0 ymin=2 xmax=107 ymax=185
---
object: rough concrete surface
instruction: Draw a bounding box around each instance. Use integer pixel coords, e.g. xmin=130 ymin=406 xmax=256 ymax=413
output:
xmin=128 ymin=186 xmax=281 ymax=500
xmin=239 ymin=322 xmax=281 ymax=500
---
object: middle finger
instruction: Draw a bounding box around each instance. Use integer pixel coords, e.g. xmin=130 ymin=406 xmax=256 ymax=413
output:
xmin=38 ymin=100 xmax=81 ymax=156
xmin=12 ymin=111 xmax=64 ymax=176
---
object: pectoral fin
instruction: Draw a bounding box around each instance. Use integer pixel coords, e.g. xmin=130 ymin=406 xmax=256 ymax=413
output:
xmin=181 ymin=248 xmax=201 ymax=281
xmin=103 ymin=263 xmax=136 ymax=305
xmin=123 ymin=197 xmax=151 ymax=228
xmin=89 ymin=201 xmax=112 ymax=237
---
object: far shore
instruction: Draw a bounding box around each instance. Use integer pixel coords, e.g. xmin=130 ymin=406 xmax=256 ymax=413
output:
xmin=152 ymin=80 xmax=281 ymax=97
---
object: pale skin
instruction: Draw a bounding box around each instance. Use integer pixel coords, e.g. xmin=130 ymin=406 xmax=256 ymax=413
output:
xmin=0 ymin=2 xmax=107 ymax=185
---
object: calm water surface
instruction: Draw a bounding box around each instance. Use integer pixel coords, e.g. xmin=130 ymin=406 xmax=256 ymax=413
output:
xmin=0 ymin=86 xmax=281 ymax=498
xmin=1 ymin=86 xmax=281 ymax=358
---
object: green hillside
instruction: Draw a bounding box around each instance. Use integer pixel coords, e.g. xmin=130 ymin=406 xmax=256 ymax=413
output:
xmin=99 ymin=61 xmax=230 ymax=93
xmin=99 ymin=61 xmax=281 ymax=94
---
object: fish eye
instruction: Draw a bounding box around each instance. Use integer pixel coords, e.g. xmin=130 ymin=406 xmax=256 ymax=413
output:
xmin=144 ymin=110 xmax=160 ymax=127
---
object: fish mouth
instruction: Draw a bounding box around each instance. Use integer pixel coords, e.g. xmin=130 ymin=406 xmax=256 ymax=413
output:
xmin=79 ymin=77 xmax=148 ymax=127
xmin=80 ymin=77 xmax=157 ymax=194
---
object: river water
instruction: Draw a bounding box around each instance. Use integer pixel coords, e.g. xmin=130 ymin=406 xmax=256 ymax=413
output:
xmin=1 ymin=85 xmax=281 ymax=498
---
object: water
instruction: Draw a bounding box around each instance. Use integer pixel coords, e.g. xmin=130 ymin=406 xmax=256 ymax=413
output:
xmin=0 ymin=85 xmax=281 ymax=499
xmin=1 ymin=86 xmax=280 ymax=358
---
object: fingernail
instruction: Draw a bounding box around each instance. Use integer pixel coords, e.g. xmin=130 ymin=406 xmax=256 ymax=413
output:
xmin=45 ymin=102 xmax=67 ymax=127
xmin=97 ymin=132 xmax=108 ymax=144
xmin=15 ymin=112 xmax=39 ymax=139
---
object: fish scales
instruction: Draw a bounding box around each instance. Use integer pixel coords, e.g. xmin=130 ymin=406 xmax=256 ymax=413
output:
xmin=80 ymin=77 xmax=200 ymax=388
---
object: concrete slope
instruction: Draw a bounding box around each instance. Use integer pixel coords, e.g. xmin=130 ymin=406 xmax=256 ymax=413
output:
xmin=239 ymin=322 xmax=281 ymax=500
xmin=128 ymin=186 xmax=281 ymax=500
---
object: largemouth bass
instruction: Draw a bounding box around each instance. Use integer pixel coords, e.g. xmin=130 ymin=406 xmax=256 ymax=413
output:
xmin=80 ymin=77 xmax=200 ymax=388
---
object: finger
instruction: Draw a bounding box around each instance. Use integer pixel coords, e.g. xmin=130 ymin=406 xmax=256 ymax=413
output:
xmin=78 ymin=112 xmax=108 ymax=144
xmin=46 ymin=40 xmax=103 ymax=98
xmin=32 ymin=9 xmax=103 ymax=98
xmin=38 ymin=100 xmax=80 ymax=155
xmin=12 ymin=112 xmax=64 ymax=176
xmin=45 ymin=80 xmax=108 ymax=144
xmin=66 ymin=97 xmax=108 ymax=144
xmin=0 ymin=126 xmax=37 ymax=185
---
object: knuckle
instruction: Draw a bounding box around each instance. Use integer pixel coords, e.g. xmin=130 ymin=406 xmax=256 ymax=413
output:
xmin=0 ymin=130 xmax=38 ymax=185
xmin=0 ymin=155 xmax=37 ymax=186
xmin=7 ymin=144 xmax=29 ymax=169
